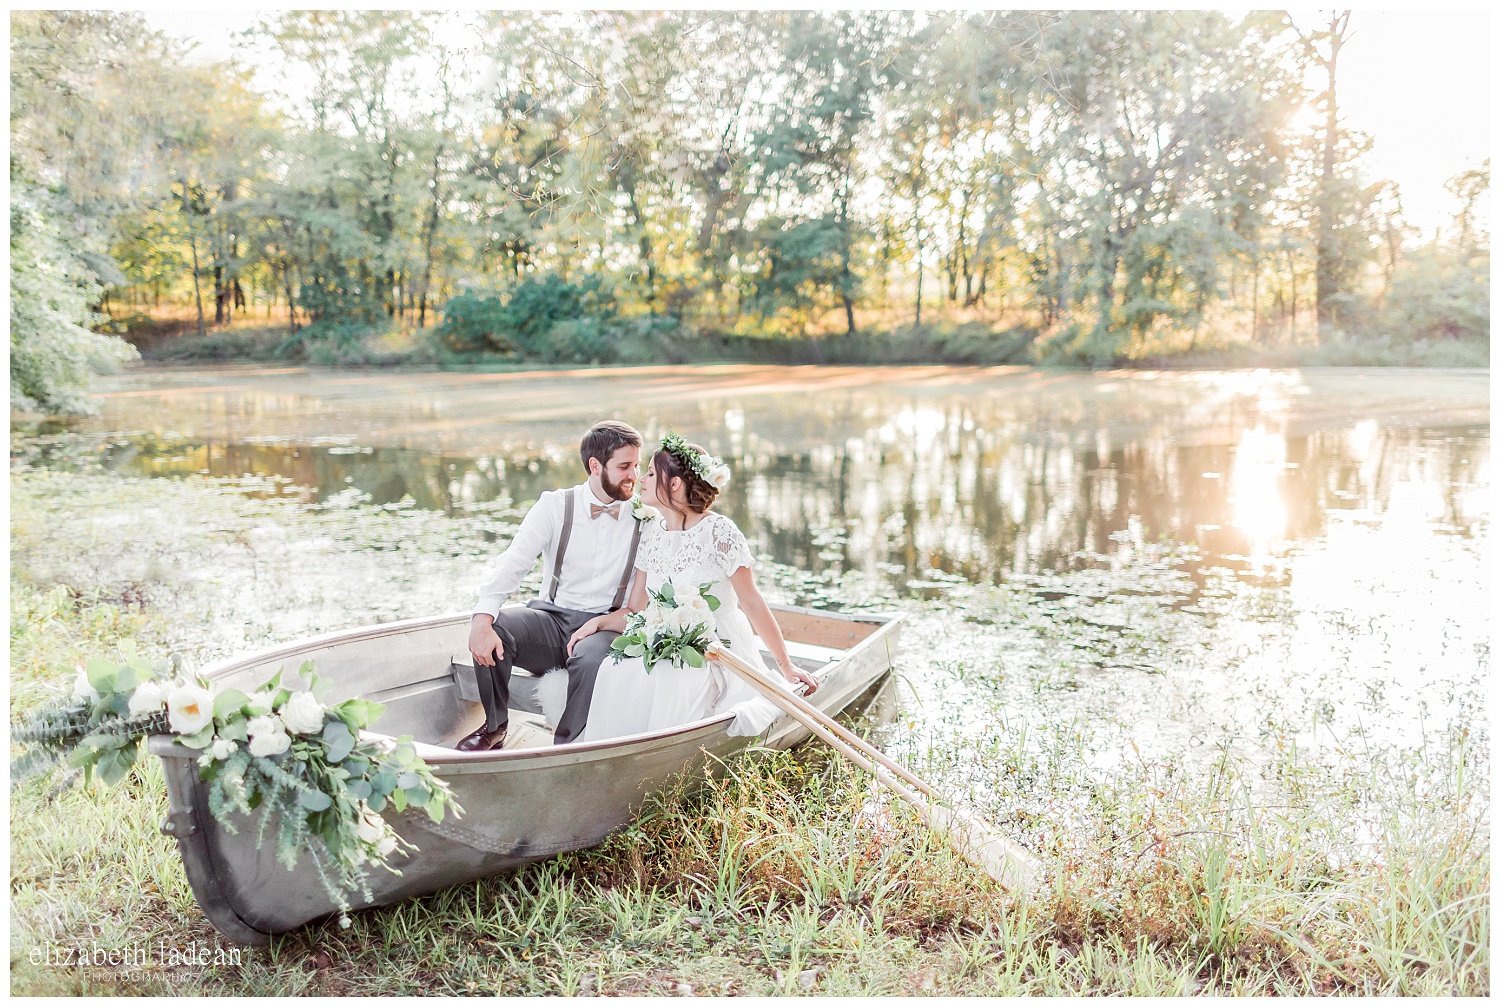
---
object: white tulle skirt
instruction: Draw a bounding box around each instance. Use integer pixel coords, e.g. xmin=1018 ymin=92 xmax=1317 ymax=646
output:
xmin=578 ymin=607 xmax=785 ymax=743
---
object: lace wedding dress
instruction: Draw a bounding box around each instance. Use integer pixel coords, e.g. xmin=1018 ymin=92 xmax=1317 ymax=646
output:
xmin=578 ymin=512 xmax=786 ymax=743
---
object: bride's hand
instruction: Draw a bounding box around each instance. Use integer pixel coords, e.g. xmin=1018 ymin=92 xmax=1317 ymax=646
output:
xmin=782 ymin=664 xmax=819 ymax=695
xmin=567 ymin=618 xmax=602 ymax=658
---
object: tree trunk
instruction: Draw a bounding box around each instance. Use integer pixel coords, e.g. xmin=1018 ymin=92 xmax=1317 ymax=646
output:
xmin=285 ymin=257 xmax=299 ymax=333
xmin=1313 ymin=11 xmax=1352 ymax=327
xmin=1284 ymin=244 xmax=1297 ymax=341
xmin=190 ymin=234 xmax=206 ymax=336
xmin=912 ymin=203 xmax=924 ymax=329
xmin=1252 ymin=255 xmax=1260 ymax=342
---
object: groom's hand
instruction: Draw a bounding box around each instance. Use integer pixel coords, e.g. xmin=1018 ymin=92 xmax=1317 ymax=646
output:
xmin=469 ymin=614 xmax=503 ymax=666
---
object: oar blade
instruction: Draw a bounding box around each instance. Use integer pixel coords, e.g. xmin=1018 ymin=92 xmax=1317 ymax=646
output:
xmin=926 ymin=803 xmax=1041 ymax=893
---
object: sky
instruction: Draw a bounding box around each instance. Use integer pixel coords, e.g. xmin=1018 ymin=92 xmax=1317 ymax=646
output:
xmin=137 ymin=8 xmax=1490 ymax=241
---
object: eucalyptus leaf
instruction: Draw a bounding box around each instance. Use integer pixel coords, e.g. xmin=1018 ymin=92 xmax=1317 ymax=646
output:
xmin=298 ymin=789 xmax=333 ymax=812
xmin=114 ymin=665 xmax=139 ymax=693
xmin=323 ymin=721 xmax=355 ymax=763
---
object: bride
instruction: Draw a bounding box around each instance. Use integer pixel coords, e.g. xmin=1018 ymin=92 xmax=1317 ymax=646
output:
xmin=568 ymin=435 xmax=819 ymax=743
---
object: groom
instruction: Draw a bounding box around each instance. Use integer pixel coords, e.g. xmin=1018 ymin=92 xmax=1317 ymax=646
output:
xmin=459 ymin=420 xmax=645 ymax=750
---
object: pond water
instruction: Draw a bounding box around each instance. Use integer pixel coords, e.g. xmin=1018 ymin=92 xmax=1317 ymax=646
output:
xmin=12 ymin=364 xmax=1490 ymax=801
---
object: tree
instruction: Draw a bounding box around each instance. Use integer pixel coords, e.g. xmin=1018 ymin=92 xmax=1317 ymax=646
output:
xmin=1293 ymin=11 xmax=1364 ymax=327
xmin=8 ymin=11 xmax=178 ymax=410
xmin=1026 ymin=12 xmax=1297 ymax=359
xmin=747 ymin=13 xmax=884 ymax=334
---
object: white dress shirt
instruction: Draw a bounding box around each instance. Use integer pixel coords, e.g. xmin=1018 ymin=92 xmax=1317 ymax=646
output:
xmin=473 ymin=482 xmax=641 ymax=618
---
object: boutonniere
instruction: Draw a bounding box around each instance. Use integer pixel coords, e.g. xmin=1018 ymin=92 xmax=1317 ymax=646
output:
xmin=631 ymin=494 xmax=661 ymax=523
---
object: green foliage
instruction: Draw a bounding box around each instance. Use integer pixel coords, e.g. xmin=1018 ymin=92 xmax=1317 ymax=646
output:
xmin=11 ymin=10 xmax=1489 ymax=376
xmin=749 ymin=218 xmax=852 ymax=325
xmin=438 ymin=275 xmax=617 ymax=358
xmin=1369 ymin=247 xmax=1490 ymax=342
xmin=10 ymin=182 xmax=140 ymax=413
xmin=276 ymin=318 xmax=390 ymax=359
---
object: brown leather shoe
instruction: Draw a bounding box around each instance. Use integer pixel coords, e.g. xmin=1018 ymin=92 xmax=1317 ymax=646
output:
xmin=455 ymin=725 xmax=508 ymax=752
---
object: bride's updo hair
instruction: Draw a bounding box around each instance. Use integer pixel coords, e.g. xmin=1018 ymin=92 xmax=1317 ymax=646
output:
xmin=653 ymin=443 xmax=719 ymax=516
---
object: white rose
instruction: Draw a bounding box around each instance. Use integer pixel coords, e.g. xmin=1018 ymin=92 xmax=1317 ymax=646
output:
xmin=246 ymin=715 xmax=291 ymax=757
xmin=71 ymin=667 xmax=99 ymax=705
xmin=644 ymin=604 xmax=668 ymax=638
xmin=668 ymin=606 xmax=694 ymax=636
xmin=198 ymin=737 xmax=237 ymax=767
xmin=167 ymin=682 xmax=215 ymax=735
xmin=684 ymin=595 xmax=714 ymax=630
xmin=280 ymin=691 xmax=326 ymax=735
xmin=709 ymin=465 xmax=731 ymax=489
xmin=632 ymin=497 xmax=661 ymax=522
xmin=128 ymin=680 xmax=167 ymax=717
xmin=355 ymin=811 xmax=385 ymax=844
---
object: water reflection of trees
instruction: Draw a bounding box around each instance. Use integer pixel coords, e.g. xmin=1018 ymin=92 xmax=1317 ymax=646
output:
xmin=732 ymin=421 xmax=1488 ymax=591
xmin=86 ymin=418 xmax=1489 ymax=591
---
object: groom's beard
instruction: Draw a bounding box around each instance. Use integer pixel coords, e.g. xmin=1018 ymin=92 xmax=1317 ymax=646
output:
xmin=599 ymin=470 xmax=635 ymax=502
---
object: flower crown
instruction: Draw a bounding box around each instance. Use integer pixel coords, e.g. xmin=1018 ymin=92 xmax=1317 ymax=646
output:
xmin=661 ymin=432 xmax=732 ymax=490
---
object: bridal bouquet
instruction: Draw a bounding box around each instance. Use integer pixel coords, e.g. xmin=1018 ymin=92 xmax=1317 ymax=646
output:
xmin=610 ymin=580 xmax=721 ymax=670
xmin=12 ymin=647 xmax=461 ymax=924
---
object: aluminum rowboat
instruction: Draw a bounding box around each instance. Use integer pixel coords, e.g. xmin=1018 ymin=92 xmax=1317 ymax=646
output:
xmin=148 ymin=604 xmax=901 ymax=945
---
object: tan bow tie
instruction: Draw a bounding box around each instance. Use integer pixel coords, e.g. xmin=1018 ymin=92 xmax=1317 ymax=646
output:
xmin=590 ymin=502 xmax=621 ymax=520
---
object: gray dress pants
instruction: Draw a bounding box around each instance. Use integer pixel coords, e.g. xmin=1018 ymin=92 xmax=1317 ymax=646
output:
xmin=474 ymin=599 xmax=620 ymax=745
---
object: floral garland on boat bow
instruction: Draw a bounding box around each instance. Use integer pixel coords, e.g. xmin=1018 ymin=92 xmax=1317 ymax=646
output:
xmin=12 ymin=646 xmax=462 ymax=926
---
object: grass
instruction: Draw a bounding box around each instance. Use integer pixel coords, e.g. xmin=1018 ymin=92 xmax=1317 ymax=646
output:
xmin=8 ymin=467 xmax=1489 ymax=995
xmin=127 ymin=313 xmax=1489 ymax=371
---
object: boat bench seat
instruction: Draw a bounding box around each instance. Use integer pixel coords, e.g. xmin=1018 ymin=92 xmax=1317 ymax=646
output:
xmin=449 ymin=636 xmax=837 ymax=711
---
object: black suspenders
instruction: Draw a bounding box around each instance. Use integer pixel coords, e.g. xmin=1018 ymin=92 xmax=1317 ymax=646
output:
xmin=547 ymin=488 xmax=575 ymax=603
xmin=547 ymin=487 xmax=642 ymax=611
xmin=611 ymin=518 xmax=644 ymax=610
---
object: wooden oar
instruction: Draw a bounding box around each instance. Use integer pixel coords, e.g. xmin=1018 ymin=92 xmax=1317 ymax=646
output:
xmin=706 ymin=644 xmax=1041 ymax=892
